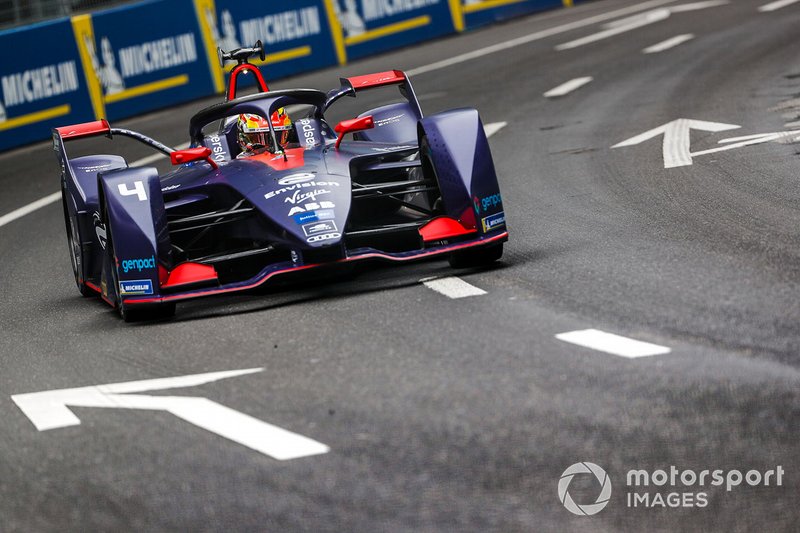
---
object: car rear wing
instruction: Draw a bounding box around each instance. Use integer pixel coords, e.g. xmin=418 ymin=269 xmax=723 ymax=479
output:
xmin=323 ymin=69 xmax=422 ymax=118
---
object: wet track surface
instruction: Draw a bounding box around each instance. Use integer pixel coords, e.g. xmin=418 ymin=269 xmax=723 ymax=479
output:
xmin=1 ymin=0 xmax=799 ymax=530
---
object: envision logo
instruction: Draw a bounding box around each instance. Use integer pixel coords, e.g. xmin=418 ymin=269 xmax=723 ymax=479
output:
xmin=558 ymin=462 xmax=612 ymax=516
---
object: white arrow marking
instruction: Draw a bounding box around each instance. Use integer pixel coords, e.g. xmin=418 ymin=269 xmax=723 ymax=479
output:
xmin=759 ymin=0 xmax=800 ymax=11
xmin=642 ymin=34 xmax=694 ymax=54
xmin=11 ymin=368 xmax=329 ymax=461
xmin=544 ymin=77 xmax=594 ymax=98
xmin=691 ymin=130 xmax=800 ymax=157
xmin=556 ymin=1 xmax=727 ymax=51
xmin=612 ymin=119 xmax=740 ymax=168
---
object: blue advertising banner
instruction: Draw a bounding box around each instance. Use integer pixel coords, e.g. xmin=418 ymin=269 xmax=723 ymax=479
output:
xmin=0 ymin=18 xmax=95 ymax=151
xmin=454 ymin=0 xmax=565 ymax=30
xmin=72 ymin=0 xmax=216 ymax=122
xmin=324 ymin=0 xmax=457 ymax=62
xmin=195 ymin=0 xmax=341 ymax=94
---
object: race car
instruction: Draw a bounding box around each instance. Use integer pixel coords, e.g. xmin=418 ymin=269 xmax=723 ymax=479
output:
xmin=54 ymin=42 xmax=508 ymax=321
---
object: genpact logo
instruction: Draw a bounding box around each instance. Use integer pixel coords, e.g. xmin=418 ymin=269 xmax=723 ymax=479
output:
xmin=558 ymin=462 xmax=612 ymax=516
xmin=121 ymin=255 xmax=155 ymax=273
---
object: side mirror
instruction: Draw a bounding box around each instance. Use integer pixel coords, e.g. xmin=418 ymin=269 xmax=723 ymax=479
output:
xmin=170 ymin=147 xmax=218 ymax=169
xmin=334 ymin=115 xmax=374 ymax=150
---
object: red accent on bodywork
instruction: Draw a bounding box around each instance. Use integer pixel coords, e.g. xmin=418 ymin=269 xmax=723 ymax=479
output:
xmin=162 ymin=262 xmax=218 ymax=290
xmin=335 ymin=115 xmax=374 ymax=149
xmin=249 ymin=147 xmax=305 ymax=170
xmin=418 ymin=217 xmax=477 ymax=243
xmin=228 ymin=64 xmax=269 ymax=99
xmin=84 ymin=281 xmax=102 ymax=294
xmin=347 ymin=70 xmax=405 ymax=90
xmin=56 ymin=120 xmax=111 ymax=140
xmin=170 ymin=147 xmax=218 ymax=169
xmin=459 ymin=206 xmax=477 ymax=229
xmin=158 ymin=264 xmax=169 ymax=286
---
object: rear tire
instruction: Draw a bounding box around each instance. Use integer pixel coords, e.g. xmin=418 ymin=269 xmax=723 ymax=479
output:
xmin=449 ymin=243 xmax=503 ymax=268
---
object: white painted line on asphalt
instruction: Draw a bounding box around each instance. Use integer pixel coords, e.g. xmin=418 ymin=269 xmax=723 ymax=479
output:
xmin=692 ymin=130 xmax=800 ymax=156
xmin=612 ymin=118 xmax=740 ymax=168
xmin=642 ymin=33 xmax=694 ymax=53
xmin=555 ymin=1 xmax=725 ymax=51
xmin=556 ymin=329 xmax=671 ymax=358
xmin=0 ymin=143 xmax=189 ymax=230
xmin=12 ymin=368 xmax=330 ymax=461
xmin=544 ymin=77 xmax=593 ymax=97
xmin=407 ymin=0 xmax=680 ymax=75
xmin=717 ymin=130 xmax=800 ymax=144
xmin=758 ymin=0 xmax=800 ymax=12
xmin=484 ymin=121 xmax=508 ymax=138
xmin=421 ymin=276 xmax=487 ymax=299
xmin=0 ymin=191 xmax=62 ymax=228
xmin=556 ymin=8 xmax=670 ymax=50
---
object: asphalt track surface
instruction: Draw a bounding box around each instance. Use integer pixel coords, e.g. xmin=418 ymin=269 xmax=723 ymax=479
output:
xmin=2 ymin=0 xmax=800 ymax=530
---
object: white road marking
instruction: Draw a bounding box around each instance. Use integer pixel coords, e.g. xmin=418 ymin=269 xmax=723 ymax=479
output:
xmin=717 ymin=130 xmax=800 ymax=144
xmin=692 ymin=130 xmax=800 ymax=156
xmin=555 ymin=1 xmax=725 ymax=51
xmin=544 ymin=77 xmax=593 ymax=97
xmin=556 ymin=329 xmax=671 ymax=358
xmin=0 ymin=143 xmax=189 ymax=229
xmin=11 ymin=368 xmax=329 ymax=461
xmin=407 ymin=0 xmax=680 ymax=75
xmin=556 ymin=8 xmax=670 ymax=50
xmin=421 ymin=276 xmax=487 ymax=299
xmin=0 ymin=192 xmax=62 ymax=228
xmin=612 ymin=118 xmax=740 ymax=168
xmin=758 ymin=0 xmax=800 ymax=11
xmin=484 ymin=121 xmax=508 ymax=137
xmin=642 ymin=33 xmax=694 ymax=53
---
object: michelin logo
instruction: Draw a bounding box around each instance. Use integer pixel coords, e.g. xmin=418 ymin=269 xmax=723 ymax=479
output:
xmin=207 ymin=7 xmax=321 ymax=49
xmin=333 ymin=0 xmax=439 ymax=30
xmin=119 ymin=279 xmax=154 ymax=295
xmin=1 ymin=61 xmax=80 ymax=109
xmin=481 ymin=212 xmax=505 ymax=233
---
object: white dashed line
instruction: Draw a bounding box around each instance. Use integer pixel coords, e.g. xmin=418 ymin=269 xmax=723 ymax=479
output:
xmin=544 ymin=77 xmax=593 ymax=98
xmin=555 ymin=329 xmax=671 ymax=358
xmin=421 ymin=277 xmax=487 ymax=299
xmin=484 ymin=121 xmax=508 ymax=138
xmin=642 ymin=33 xmax=694 ymax=53
xmin=758 ymin=0 xmax=800 ymax=12
xmin=408 ymin=0 xmax=680 ymax=74
xmin=0 ymin=143 xmax=189 ymax=229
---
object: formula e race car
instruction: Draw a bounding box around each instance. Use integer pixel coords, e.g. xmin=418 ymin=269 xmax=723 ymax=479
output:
xmin=54 ymin=42 xmax=508 ymax=321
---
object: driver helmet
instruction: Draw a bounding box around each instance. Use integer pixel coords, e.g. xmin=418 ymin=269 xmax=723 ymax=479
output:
xmin=237 ymin=108 xmax=293 ymax=153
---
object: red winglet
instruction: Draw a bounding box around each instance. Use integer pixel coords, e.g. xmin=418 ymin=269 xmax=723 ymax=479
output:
xmin=419 ymin=217 xmax=477 ymax=243
xmin=56 ymin=119 xmax=111 ymax=140
xmin=161 ymin=262 xmax=218 ymax=290
xmin=335 ymin=115 xmax=374 ymax=149
xmin=347 ymin=70 xmax=405 ymax=90
xmin=170 ymin=146 xmax=218 ymax=169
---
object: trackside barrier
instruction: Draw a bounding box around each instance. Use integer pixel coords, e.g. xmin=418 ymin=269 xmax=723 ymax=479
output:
xmin=0 ymin=0 xmax=579 ymax=152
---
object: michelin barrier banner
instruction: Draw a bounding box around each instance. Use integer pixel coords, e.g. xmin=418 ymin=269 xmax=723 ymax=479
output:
xmin=0 ymin=0 xmax=576 ymax=152
xmin=454 ymin=0 xmax=566 ymax=29
xmin=324 ymin=0 xmax=458 ymax=62
xmin=0 ymin=19 xmax=94 ymax=150
xmin=195 ymin=0 xmax=340 ymax=94
xmin=73 ymin=0 xmax=216 ymax=122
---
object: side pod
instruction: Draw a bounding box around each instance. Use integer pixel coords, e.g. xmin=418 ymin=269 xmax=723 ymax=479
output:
xmin=419 ymin=109 xmax=505 ymax=234
xmin=98 ymin=167 xmax=172 ymax=303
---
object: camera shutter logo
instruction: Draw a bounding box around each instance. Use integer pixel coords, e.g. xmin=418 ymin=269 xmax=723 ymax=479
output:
xmin=558 ymin=462 xmax=612 ymax=516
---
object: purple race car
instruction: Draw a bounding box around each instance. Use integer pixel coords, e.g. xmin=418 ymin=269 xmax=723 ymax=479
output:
xmin=54 ymin=42 xmax=508 ymax=321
